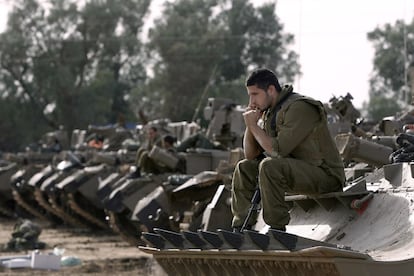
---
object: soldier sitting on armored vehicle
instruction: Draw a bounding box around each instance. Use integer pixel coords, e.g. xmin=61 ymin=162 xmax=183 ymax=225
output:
xmin=87 ymin=134 xmax=104 ymax=149
xmin=231 ymin=68 xmax=345 ymax=232
xmin=137 ymin=134 xmax=185 ymax=175
xmin=130 ymin=125 xmax=184 ymax=176
xmin=136 ymin=126 xmax=163 ymax=162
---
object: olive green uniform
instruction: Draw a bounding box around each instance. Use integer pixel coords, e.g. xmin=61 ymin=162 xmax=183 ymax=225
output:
xmin=135 ymin=133 xmax=163 ymax=172
xmin=231 ymin=85 xmax=345 ymax=229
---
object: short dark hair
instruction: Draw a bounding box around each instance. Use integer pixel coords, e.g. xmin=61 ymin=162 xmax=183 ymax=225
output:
xmin=245 ymin=68 xmax=281 ymax=92
xmin=163 ymin=135 xmax=176 ymax=145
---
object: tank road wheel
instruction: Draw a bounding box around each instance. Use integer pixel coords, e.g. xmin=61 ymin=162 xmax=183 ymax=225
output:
xmin=12 ymin=190 xmax=50 ymax=221
xmin=48 ymin=193 xmax=88 ymax=228
xmin=34 ymin=188 xmax=86 ymax=228
xmin=67 ymin=193 xmax=109 ymax=229
xmin=0 ymin=201 xmax=14 ymax=218
xmin=106 ymin=210 xmax=146 ymax=246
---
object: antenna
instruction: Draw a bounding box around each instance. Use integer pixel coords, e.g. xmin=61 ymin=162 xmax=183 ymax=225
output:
xmin=403 ymin=0 xmax=409 ymax=104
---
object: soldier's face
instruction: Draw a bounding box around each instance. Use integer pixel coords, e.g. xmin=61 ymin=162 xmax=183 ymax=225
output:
xmin=148 ymin=128 xmax=156 ymax=139
xmin=246 ymin=85 xmax=273 ymax=112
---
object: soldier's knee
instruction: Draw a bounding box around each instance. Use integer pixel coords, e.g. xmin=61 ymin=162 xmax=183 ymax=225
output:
xmin=259 ymin=157 xmax=284 ymax=172
xmin=259 ymin=157 xmax=288 ymax=182
xmin=235 ymin=159 xmax=255 ymax=173
xmin=237 ymin=159 xmax=250 ymax=170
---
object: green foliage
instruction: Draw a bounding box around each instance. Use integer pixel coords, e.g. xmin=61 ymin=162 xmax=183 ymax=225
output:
xmin=366 ymin=19 xmax=414 ymax=119
xmin=0 ymin=98 xmax=50 ymax=152
xmin=363 ymin=94 xmax=401 ymax=122
xmin=0 ymin=0 xmax=300 ymax=151
xmin=0 ymin=0 xmax=150 ymax=151
xmin=139 ymin=0 xmax=300 ymax=121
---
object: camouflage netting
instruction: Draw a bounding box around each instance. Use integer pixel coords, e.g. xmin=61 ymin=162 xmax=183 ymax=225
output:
xmin=4 ymin=219 xmax=46 ymax=251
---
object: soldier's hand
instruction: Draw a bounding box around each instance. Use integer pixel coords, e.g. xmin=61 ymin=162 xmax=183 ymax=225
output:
xmin=243 ymin=108 xmax=261 ymax=127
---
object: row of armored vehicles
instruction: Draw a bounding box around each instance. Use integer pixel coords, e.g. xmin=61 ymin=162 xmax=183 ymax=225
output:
xmin=0 ymin=98 xmax=247 ymax=246
xmin=2 ymin=94 xmax=414 ymax=276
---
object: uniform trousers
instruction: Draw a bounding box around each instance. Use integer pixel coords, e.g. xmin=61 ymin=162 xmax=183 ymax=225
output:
xmin=231 ymin=157 xmax=342 ymax=229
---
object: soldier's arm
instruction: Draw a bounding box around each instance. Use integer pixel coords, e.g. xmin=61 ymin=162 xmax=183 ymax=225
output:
xmin=243 ymin=128 xmax=263 ymax=160
xmin=245 ymin=125 xmax=273 ymax=159
xmin=243 ymin=108 xmax=272 ymax=159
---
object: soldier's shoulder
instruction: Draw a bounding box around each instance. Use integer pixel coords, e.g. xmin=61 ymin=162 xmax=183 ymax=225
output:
xmin=285 ymin=99 xmax=320 ymax=118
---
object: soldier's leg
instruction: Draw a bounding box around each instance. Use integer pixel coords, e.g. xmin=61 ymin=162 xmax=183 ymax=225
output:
xmin=259 ymin=157 xmax=341 ymax=229
xmin=231 ymin=159 xmax=260 ymax=228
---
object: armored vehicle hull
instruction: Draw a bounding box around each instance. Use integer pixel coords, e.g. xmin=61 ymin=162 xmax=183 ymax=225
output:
xmin=139 ymin=162 xmax=414 ymax=276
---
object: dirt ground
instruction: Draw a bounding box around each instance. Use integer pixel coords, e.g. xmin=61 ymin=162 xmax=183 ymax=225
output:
xmin=0 ymin=217 xmax=167 ymax=275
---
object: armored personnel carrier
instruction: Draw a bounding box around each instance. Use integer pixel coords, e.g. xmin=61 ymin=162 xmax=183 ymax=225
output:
xmin=138 ymin=95 xmax=414 ymax=276
xmin=9 ymin=151 xmax=60 ymax=221
xmin=27 ymin=125 xmax=137 ymax=228
xmin=3 ymin=128 xmax=69 ymax=220
xmin=139 ymin=162 xmax=414 ymax=276
xmin=52 ymin=125 xmax=139 ymax=230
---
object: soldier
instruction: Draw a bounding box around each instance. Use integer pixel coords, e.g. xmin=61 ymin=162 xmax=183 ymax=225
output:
xmin=231 ymin=68 xmax=345 ymax=232
xmin=135 ymin=126 xmax=163 ymax=163
xmin=139 ymin=134 xmax=185 ymax=174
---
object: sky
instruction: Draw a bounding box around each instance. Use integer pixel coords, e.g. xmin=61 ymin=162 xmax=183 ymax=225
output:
xmin=1 ymin=0 xmax=413 ymax=108
xmin=275 ymin=0 xmax=414 ymax=108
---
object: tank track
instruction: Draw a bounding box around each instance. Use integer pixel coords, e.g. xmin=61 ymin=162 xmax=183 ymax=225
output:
xmin=12 ymin=190 xmax=49 ymax=221
xmin=106 ymin=210 xmax=146 ymax=246
xmin=33 ymin=187 xmax=87 ymax=228
xmin=66 ymin=193 xmax=109 ymax=229
xmin=0 ymin=192 xmax=15 ymax=217
xmin=0 ymin=203 xmax=14 ymax=218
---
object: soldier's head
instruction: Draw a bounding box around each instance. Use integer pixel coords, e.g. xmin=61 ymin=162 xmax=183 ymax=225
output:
xmin=147 ymin=126 xmax=158 ymax=140
xmin=162 ymin=135 xmax=176 ymax=149
xmin=245 ymin=68 xmax=281 ymax=111
xmin=246 ymin=68 xmax=281 ymax=92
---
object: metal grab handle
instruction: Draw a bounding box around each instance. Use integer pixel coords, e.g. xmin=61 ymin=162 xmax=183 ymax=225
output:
xmin=350 ymin=192 xmax=374 ymax=209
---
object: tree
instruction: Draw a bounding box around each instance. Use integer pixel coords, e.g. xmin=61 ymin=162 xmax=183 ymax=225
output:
xmin=366 ymin=19 xmax=414 ymax=121
xmin=0 ymin=0 xmax=150 ymax=151
xmin=139 ymin=0 xmax=300 ymax=122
